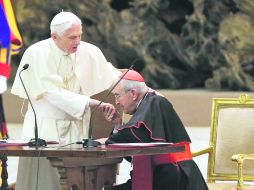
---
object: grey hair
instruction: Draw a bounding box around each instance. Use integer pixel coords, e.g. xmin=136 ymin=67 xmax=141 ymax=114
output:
xmin=120 ymin=79 xmax=149 ymax=93
xmin=50 ymin=12 xmax=82 ymax=36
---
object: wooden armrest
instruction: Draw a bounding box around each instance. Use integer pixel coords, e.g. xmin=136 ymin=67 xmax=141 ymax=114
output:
xmin=231 ymin=153 xmax=254 ymax=190
xmin=192 ymin=146 xmax=213 ymax=157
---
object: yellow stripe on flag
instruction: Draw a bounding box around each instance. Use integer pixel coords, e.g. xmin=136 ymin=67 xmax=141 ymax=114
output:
xmin=3 ymin=0 xmax=23 ymax=55
xmin=0 ymin=49 xmax=8 ymax=63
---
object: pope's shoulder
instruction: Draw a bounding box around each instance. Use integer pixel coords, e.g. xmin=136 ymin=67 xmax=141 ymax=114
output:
xmin=24 ymin=39 xmax=103 ymax=55
xmin=24 ymin=38 xmax=51 ymax=53
xmin=79 ymin=41 xmax=98 ymax=48
xmin=78 ymin=41 xmax=103 ymax=53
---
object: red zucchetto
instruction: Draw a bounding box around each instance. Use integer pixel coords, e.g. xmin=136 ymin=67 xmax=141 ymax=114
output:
xmin=119 ymin=69 xmax=145 ymax=82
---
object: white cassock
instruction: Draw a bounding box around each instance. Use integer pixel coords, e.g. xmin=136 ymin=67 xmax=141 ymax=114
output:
xmin=11 ymin=38 xmax=120 ymax=190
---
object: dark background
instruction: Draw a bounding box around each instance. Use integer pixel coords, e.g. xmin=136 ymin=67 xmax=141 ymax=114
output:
xmin=9 ymin=0 xmax=254 ymax=91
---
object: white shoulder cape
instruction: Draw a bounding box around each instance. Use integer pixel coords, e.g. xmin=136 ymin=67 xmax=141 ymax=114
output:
xmin=11 ymin=38 xmax=120 ymax=99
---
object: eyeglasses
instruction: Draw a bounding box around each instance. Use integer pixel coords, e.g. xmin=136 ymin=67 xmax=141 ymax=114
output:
xmin=113 ymin=90 xmax=130 ymax=99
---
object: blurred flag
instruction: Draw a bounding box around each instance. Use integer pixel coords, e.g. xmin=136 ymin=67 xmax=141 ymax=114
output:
xmin=0 ymin=0 xmax=23 ymax=81
xmin=0 ymin=0 xmax=23 ymax=138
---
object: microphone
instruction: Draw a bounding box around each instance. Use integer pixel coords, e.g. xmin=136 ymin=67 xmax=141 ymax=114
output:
xmin=19 ymin=64 xmax=47 ymax=147
xmin=82 ymin=64 xmax=134 ymax=147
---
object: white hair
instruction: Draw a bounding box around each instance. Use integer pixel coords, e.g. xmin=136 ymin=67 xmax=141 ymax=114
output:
xmin=120 ymin=79 xmax=149 ymax=93
xmin=50 ymin=11 xmax=82 ymax=36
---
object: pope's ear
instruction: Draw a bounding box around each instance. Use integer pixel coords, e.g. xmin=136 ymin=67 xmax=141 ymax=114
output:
xmin=51 ymin=33 xmax=57 ymax=40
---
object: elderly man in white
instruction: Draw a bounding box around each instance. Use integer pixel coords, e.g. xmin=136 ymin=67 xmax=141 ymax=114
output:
xmin=11 ymin=11 xmax=120 ymax=190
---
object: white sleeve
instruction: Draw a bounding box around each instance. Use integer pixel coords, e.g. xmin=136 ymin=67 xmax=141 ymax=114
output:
xmin=43 ymin=88 xmax=90 ymax=119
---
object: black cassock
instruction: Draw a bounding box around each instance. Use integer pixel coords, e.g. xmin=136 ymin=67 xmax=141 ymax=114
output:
xmin=106 ymin=92 xmax=208 ymax=190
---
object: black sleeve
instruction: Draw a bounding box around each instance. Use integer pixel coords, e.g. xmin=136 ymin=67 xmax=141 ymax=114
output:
xmin=105 ymin=124 xmax=153 ymax=144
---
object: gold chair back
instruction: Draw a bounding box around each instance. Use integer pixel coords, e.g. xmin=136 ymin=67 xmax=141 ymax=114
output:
xmin=194 ymin=94 xmax=254 ymax=189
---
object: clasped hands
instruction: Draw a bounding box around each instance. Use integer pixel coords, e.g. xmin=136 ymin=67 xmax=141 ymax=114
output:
xmin=96 ymin=102 xmax=121 ymax=144
xmin=98 ymin=102 xmax=122 ymax=126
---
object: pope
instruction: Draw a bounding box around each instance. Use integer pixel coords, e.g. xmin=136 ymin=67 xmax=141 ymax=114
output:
xmin=11 ymin=11 xmax=119 ymax=190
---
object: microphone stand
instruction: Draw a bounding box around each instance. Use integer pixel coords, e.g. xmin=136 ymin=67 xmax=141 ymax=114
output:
xmin=82 ymin=65 xmax=134 ymax=147
xmin=19 ymin=64 xmax=47 ymax=148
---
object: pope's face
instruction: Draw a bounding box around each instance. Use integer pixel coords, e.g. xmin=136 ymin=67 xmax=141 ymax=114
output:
xmin=53 ymin=23 xmax=82 ymax=54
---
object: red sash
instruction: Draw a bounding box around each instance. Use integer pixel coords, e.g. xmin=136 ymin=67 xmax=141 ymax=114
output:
xmin=132 ymin=142 xmax=191 ymax=190
xmin=153 ymin=141 xmax=192 ymax=165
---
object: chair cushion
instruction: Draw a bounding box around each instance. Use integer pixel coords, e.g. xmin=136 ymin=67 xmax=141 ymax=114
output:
xmin=214 ymin=108 xmax=254 ymax=175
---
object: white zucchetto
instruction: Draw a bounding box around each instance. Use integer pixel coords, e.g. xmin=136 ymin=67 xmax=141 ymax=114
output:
xmin=50 ymin=11 xmax=82 ymax=35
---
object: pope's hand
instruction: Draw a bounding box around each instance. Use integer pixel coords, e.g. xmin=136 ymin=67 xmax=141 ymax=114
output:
xmin=102 ymin=104 xmax=122 ymax=126
xmin=98 ymin=102 xmax=116 ymax=116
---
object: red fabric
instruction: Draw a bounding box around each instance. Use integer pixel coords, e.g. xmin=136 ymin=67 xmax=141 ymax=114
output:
xmin=153 ymin=141 xmax=192 ymax=165
xmin=0 ymin=63 xmax=10 ymax=78
xmin=10 ymin=32 xmax=22 ymax=45
xmin=120 ymin=70 xmax=145 ymax=82
xmin=132 ymin=142 xmax=191 ymax=190
xmin=132 ymin=155 xmax=153 ymax=190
